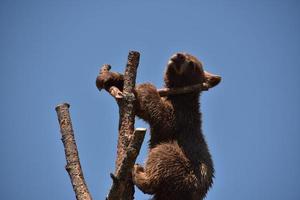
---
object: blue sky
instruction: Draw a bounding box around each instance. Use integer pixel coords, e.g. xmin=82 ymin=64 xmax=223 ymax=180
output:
xmin=1 ymin=0 xmax=299 ymax=200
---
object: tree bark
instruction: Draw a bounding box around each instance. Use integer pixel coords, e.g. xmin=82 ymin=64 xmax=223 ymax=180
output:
xmin=157 ymin=82 xmax=209 ymax=96
xmin=55 ymin=103 xmax=92 ymax=200
xmin=106 ymin=51 xmax=143 ymax=200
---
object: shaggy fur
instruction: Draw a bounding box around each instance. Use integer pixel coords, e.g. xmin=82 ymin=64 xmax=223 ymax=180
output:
xmin=97 ymin=53 xmax=221 ymax=200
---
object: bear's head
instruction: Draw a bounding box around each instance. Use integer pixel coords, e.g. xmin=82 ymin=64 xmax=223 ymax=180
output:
xmin=164 ymin=53 xmax=221 ymax=90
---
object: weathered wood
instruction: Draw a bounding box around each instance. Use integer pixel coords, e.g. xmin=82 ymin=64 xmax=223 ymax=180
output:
xmin=106 ymin=51 xmax=142 ymax=200
xmin=55 ymin=103 xmax=92 ymax=200
xmin=157 ymin=82 xmax=209 ymax=96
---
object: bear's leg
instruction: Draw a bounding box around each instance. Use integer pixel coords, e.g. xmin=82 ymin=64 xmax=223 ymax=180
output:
xmin=135 ymin=83 xmax=173 ymax=125
xmin=142 ymin=143 xmax=203 ymax=199
xmin=132 ymin=164 xmax=155 ymax=194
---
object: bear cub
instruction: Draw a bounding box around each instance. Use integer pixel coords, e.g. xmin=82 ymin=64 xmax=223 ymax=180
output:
xmin=96 ymin=53 xmax=221 ymax=200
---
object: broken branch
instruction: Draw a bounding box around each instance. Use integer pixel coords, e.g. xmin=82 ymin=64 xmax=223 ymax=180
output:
xmin=107 ymin=128 xmax=146 ymax=200
xmin=55 ymin=103 xmax=92 ymax=200
xmin=157 ymin=82 xmax=209 ymax=96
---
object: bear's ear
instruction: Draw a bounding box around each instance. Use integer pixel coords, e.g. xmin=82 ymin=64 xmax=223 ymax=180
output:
xmin=203 ymin=71 xmax=221 ymax=89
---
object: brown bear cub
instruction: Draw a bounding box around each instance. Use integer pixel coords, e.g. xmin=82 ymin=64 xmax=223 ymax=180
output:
xmin=96 ymin=53 xmax=221 ymax=200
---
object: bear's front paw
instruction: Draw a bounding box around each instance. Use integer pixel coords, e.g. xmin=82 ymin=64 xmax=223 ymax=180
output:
xmin=132 ymin=164 xmax=155 ymax=194
xmin=132 ymin=164 xmax=144 ymax=177
xmin=96 ymin=71 xmax=124 ymax=91
xmin=132 ymin=164 xmax=145 ymax=185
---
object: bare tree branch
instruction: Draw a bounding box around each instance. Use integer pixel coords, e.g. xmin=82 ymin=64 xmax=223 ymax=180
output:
xmin=157 ymin=82 xmax=209 ymax=96
xmin=106 ymin=51 xmax=142 ymax=200
xmin=55 ymin=103 xmax=92 ymax=200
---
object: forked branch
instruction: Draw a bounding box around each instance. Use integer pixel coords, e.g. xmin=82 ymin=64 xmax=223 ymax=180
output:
xmin=106 ymin=51 xmax=144 ymax=200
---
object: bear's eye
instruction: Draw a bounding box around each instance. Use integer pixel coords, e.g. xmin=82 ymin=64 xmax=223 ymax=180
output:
xmin=188 ymin=61 xmax=194 ymax=67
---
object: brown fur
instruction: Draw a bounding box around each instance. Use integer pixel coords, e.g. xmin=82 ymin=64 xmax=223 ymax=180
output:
xmin=96 ymin=53 xmax=221 ymax=200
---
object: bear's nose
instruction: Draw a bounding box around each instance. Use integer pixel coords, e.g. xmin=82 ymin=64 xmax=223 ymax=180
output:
xmin=171 ymin=53 xmax=185 ymax=63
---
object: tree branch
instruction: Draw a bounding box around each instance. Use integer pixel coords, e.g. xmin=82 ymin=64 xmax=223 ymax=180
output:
xmin=157 ymin=82 xmax=209 ymax=96
xmin=106 ymin=51 xmax=142 ymax=200
xmin=55 ymin=103 xmax=92 ymax=200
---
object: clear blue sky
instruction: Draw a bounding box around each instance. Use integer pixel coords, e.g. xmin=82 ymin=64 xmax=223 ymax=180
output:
xmin=1 ymin=1 xmax=299 ymax=200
